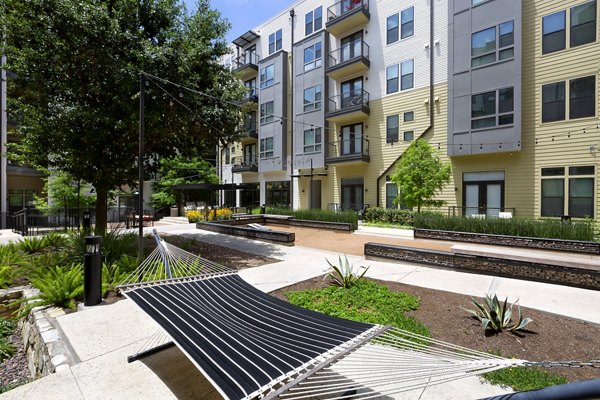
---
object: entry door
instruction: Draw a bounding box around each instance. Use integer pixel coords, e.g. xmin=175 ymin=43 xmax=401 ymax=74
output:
xmin=341 ymin=77 xmax=363 ymax=108
xmin=341 ymin=31 xmax=362 ymax=62
xmin=464 ymin=183 xmax=503 ymax=217
xmin=310 ymin=180 xmax=322 ymax=209
xmin=341 ymin=124 xmax=362 ymax=155
xmin=342 ymin=179 xmax=363 ymax=211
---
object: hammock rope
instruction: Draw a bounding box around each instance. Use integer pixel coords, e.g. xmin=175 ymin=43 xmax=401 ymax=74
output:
xmin=117 ymin=230 xmax=599 ymax=400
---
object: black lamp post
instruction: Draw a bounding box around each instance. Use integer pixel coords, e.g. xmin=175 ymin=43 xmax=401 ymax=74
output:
xmin=138 ymin=73 xmax=145 ymax=261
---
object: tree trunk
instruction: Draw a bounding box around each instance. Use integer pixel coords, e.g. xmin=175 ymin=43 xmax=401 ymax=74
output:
xmin=95 ymin=189 xmax=108 ymax=235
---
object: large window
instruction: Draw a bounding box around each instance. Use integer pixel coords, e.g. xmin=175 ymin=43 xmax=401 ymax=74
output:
xmin=303 ymin=42 xmax=322 ymax=71
xmin=303 ymin=85 xmax=322 ymax=112
xmin=386 ymin=179 xmax=398 ymax=209
xmin=386 ymin=64 xmax=398 ymax=94
xmin=260 ymin=64 xmax=274 ymax=89
xmin=401 ymin=60 xmax=414 ymax=90
xmin=260 ymin=137 xmax=274 ymax=159
xmin=543 ymin=2 xmax=596 ymax=54
xmin=386 ymin=14 xmax=399 ymax=44
xmin=260 ymin=101 xmax=274 ymax=124
xmin=471 ymin=87 xmax=514 ymax=129
xmin=541 ymin=166 xmax=595 ymax=217
xmin=268 ymin=29 xmax=282 ymax=54
xmin=303 ymin=128 xmax=322 ymax=153
xmin=542 ymin=76 xmax=595 ymax=122
xmin=266 ymin=181 xmax=290 ymax=207
xmin=305 ymin=7 xmax=322 ymax=36
xmin=401 ymin=7 xmax=414 ymax=39
xmin=471 ymin=21 xmax=514 ymax=67
xmin=386 ymin=115 xmax=399 ymax=143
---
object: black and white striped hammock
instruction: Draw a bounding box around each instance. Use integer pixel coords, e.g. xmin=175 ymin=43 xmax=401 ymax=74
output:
xmin=117 ymin=231 xmax=600 ymax=400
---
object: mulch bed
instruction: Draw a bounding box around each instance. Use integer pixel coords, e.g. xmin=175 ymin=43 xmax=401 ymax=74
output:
xmin=270 ymin=276 xmax=600 ymax=383
xmin=0 ymin=323 xmax=30 ymax=391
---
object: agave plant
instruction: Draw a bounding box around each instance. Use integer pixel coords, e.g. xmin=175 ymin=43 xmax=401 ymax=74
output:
xmin=464 ymin=294 xmax=533 ymax=333
xmin=325 ymin=255 xmax=369 ymax=289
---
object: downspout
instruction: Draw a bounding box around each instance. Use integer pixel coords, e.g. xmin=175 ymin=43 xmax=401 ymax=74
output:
xmin=376 ymin=0 xmax=435 ymax=207
xmin=289 ymin=9 xmax=295 ymax=209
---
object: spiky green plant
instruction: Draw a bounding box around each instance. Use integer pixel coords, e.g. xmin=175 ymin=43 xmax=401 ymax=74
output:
xmin=102 ymin=262 xmax=128 ymax=295
xmin=0 ymin=339 xmax=14 ymax=362
xmin=0 ymin=244 xmax=27 ymax=267
xmin=43 ymin=232 xmax=67 ymax=249
xmin=0 ymin=266 xmax=13 ymax=289
xmin=0 ymin=318 xmax=14 ymax=338
xmin=325 ymin=255 xmax=369 ymax=289
xmin=18 ymin=236 xmax=49 ymax=254
xmin=464 ymin=294 xmax=533 ymax=333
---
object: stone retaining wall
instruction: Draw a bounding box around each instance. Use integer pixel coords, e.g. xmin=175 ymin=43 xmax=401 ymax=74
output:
xmin=364 ymin=243 xmax=600 ymax=291
xmin=414 ymin=229 xmax=600 ymax=255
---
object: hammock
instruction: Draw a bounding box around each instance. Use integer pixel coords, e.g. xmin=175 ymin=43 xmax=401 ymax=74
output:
xmin=118 ymin=231 xmax=600 ymax=400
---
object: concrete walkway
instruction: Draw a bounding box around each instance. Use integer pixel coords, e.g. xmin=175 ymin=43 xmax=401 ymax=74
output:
xmin=3 ymin=223 xmax=600 ymax=399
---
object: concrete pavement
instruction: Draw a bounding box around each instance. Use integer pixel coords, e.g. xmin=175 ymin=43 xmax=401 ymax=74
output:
xmin=3 ymin=223 xmax=600 ymax=399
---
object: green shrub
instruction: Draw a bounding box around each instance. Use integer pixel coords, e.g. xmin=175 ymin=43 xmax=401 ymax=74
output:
xmin=0 ymin=318 xmax=15 ymax=362
xmin=43 ymin=232 xmax=68 ymax=249
xmin=0 ymin=266 xmax=13 ymax=289
xmin=287 ymin=279 xmax=428 ymax=335
xmin=266 ymin=207 xmax=359 ymax=230
xmin=483 ymin=367 xmax=567 ymax=392
xmin=66 ymin=230 xmax=137 ymax=265
xmin=413 ymin=213 xmax=595 ymax=241
xmin=464 ymin=294 xmax=533 ymax=333
xmin=0 ymin=339 xmax=14 ymax=362
xmin=0 ymin=318 xmax=14 ymax=338
xmin=364 ymin=208 xmax=414 ymax=226
xmin=0 ymin=244 xmax=27 ymax=268
xmin=102 ymin=262 xmax=128 ymax=295
xmin=325 ymin=255 xmax=369 ymax=289
xmin=18 ymin=236 xmax=49 ymax=254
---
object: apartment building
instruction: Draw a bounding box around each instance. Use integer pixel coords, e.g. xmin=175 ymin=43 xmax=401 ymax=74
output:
xmin=221 ymin=0 xmax=600 ymax=221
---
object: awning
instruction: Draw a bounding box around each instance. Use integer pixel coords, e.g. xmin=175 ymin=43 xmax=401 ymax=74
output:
xmin=232 ymin=30 xmax=260 ymax=48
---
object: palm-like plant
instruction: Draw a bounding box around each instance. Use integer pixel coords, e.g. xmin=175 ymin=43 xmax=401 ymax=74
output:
xmin=464 ymin=294 xmax=533 ymax=333
xmin=325 ymin=255 xmax=369 ymax=289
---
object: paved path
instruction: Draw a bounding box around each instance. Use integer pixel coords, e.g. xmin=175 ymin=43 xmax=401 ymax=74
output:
xmin=3 ymin=223 xmax=600 ymax=399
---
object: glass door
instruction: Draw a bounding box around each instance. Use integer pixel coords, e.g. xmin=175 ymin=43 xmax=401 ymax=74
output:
xmin=341 ymin=178 xmax=364 ymax=211
xmin=341 ymin=77 xmax=363 ymax=109
xmin=341 ymin=123 xmax=362 ymax=155
xmin=244 ymin=144 xmax=256 ymax=165
xmin=341 ymin=31 xmax=362 ymax=62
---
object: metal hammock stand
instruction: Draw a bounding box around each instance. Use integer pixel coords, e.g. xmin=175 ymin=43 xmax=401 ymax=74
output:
xmin=116 ymin=230 xmax=600 ymax=400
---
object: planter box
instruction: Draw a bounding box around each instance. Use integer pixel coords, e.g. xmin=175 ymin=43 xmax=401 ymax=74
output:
xmin=196 ymin=222 xmax=295 ymax=245
xmin=414 ymin=228 xmax=600 ymax=255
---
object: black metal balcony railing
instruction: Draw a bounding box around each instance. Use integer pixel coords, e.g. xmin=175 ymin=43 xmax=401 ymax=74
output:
xmin=232 ymin=156 xmax=258 ymax=173
xmin=243 ymin=86 xmax=258 ymax=102
xmin=447 ymin=206 xmax=516 ymax=219
xmin=233 ymin=52 xmax=260 ymax=70
xmin=327 ymin=0 xmax=369 ymax=22
xmin=328 ymin=39 xmax=370 ymax=68
xmin=328 ymin=89 xmax=370 ymax=113
xmin=326 ymin=137 xmax=370 ymax=163
xmin=239 ymin=118 xmax=258 ymax=137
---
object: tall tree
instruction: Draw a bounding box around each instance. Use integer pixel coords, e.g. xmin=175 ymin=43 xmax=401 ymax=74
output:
xmin=4 ymin=0 xmax=245 ymax=233
xmin=391 ymin=139 xmax=452 ymax=213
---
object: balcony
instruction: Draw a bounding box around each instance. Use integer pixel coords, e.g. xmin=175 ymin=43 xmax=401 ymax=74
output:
xmin=238 ymin=120 xmax=258 ymax=142
xmin=326 ymin=0 xmax=370 ymax=37
xmin=325 ymin=89 xmax=370 ymax=123
xmin=326 ymin=137 xmax=370 ymax=164
xmin=231 ymin=156 xmax=258 ymax=173
xmin=327 ymin=40 xmax=370 ymax=81
xmin=233 ymin=52 xmax=260 ymax=80
xmin=243 ymin=86 xmax=258 ymax=103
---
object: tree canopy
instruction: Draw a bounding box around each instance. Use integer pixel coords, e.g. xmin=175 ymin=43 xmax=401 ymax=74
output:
xmin=391 ymin=139 xmax=452 ymax=213
xmin=4 ymin=0 xmax=245 ymax=232
xmin=33 ymin=171 xmax=96 ymax=212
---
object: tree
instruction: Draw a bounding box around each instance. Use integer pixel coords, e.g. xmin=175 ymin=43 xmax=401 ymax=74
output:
xmin=391 ymin=139 xmax=452 ymax=213
xmin=151 ymin=156 xmax=219 ymax=209
xmin=4 ymin=0 xmax=245 ymax=233
xmin=33 ymin=171 xmax=96 ymax=212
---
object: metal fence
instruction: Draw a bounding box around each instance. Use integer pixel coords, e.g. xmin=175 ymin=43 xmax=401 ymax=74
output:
xmin=447 ymin=206 xmax=516 ymax=219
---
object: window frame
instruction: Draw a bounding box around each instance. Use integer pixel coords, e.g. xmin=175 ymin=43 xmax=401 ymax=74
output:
xmin=401 ymin=6 xmax=415 ymax=39
xmin=542 ymin=2 xmax=597 ymax=55
xmin=471 ymin=87 xmax=514 ymax=130
xmin=305 ymin=7 xmax=322 ymax=36
xmin=471 ymin=20 xmax=514 ymax=68
xmin=403 ymin=131 xmax=415 ymax=141
xmin=401 ymin=59 xmax=414 ymax=91
xmin=386 ymin=114 xmax=399 ymax=144
xmin=386 ymin=64 xmax=399 ymax=94
xmin=259 ymin=64 xmax=275 ymax=89
xmin=404 ymin=111 xmax=415 ymax=122
xmin=303 ymin=127 xmax=322 ymax=153
xmin=569 ymin=75 xmax=596 ymax=119
xmin=541 ymin=75 xmax=596 ymax=123
xmin=303 ymin=85 xmax=322 ymax=113
xmin=269 ymin=29 xmax=282 ymax=54
xmin=303 ymin=42 xmax=322 ymax=71
xmin=260 ymin=137 xmax=274 ymax=159
xmin=386 ymin=13 xmax=399 ymax=45
xmin=570 ymin=0 xmax=597 ymax=48
xmin=260 ymin=101 xmax=274 ymax=125
xmin=541 ymin=165 xmax=595 ymax=218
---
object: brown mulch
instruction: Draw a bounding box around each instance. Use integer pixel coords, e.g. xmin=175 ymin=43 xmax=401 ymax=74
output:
xmin=271 ymin=275 xmax=600 ymax=383
xmin=0 ymin=323 xmax=30 ymax=391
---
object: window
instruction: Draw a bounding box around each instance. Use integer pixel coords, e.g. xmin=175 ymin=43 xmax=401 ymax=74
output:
xmin=570 ymin=76 xmax=595 ymax=119
xmin=260 ymin=137 xmax=274 ymax=159
xmin=266 ymin=181 xmax=290 ymax=207
xmin=471 ymin=21 xmax=514 ymax=67
xmin=401 ymin=60 xmax=414 ymax=90
xmin=403 ymin=131 xmax=414 ymax=141
xmin=386 ymin=115 xmax=399 ymax=143
xmin=260 ymin=101 xmax=274 ymax=124
xmin=387 ymin=14 xmax=399 ymax=44
xmin=386 ymin=64 xmax=398 ymax=94
xmin=386 ymin=179 xmax=398 ymax=209
xmin=303 ymin=85 xmax=322 ymax=112
xmin=542 ymin=81 xmax=565 ymax=122
xmin=303 ymin=128 xmax=322 ymax=153
xmin=471 ymin=87 xmax=514 ymax=129
xmin=571 ymin=1 xmax=596 ymax=47
xmin=543 ymin=11 xmax=566 ymax=54
xmin=268 ymin=29 xmax=282 ymax=54
xmin=404 ymin=111 xmax=414 ymax=122
xmin=472 ymin=0 xmax=488 ymax=5
xmin=541 ymin=166 xmax=595 ymax=217
xmin=260 ymin=64 xmax=274 ymax=89
xmin=223 ymin=147 xmax=231 ymax=164
xmin=542 ymin=76 xmax=595 ymax=122
xmin=401 ymin=7 xmax=414 ymax=39
xmin=305 ymin=7 xmax=322 ymax=36
xmin=303 ymin=42 xmax=322 ymax=71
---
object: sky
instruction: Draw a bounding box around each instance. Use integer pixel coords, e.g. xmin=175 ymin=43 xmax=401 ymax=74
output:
xmin=184 ymin=0 xmax=297 ymax=43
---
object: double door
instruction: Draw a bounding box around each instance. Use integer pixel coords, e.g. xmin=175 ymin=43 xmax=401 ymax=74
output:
xmin=464 ymin=182 xmax=503 ymax=217
xmin=341 ymin=77 xmax=363 ymax=108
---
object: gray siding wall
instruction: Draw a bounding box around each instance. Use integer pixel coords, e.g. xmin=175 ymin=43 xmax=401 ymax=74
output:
xmin=448 ymin=0 xmax=522 ymax=156
xmin=293 ymin=30 xmax=328 ymax=169
xmin=258 ymin=50 xmax=288 ymax=173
